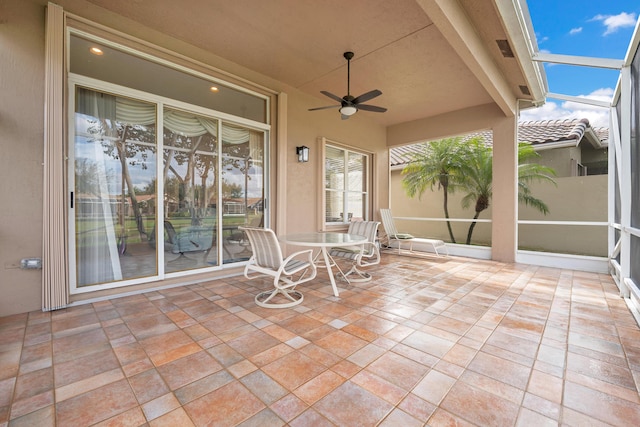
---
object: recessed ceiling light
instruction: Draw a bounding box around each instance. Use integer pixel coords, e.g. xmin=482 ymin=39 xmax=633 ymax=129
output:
xmin=210 ymin=86 xmax=219 ymax=93
xmin=89 ymin=47 xmax=104 ymax=56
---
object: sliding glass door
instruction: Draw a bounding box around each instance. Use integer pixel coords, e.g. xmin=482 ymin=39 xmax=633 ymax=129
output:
xmin=162 ymin=108 xmax=218 ymax=273
xmin=66 ymin=31 xmax=270 ymax=293
xmin=73 ymin=87 xmax=158 ymax=287
xmin=71 ymin=86 xmax=267 ymax=291
xmin=221 ymin=123 xmax=265 ymax=264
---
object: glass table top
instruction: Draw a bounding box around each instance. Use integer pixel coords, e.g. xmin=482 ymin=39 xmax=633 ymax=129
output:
xmin=279 ymin=232 xmax=367 ymax=247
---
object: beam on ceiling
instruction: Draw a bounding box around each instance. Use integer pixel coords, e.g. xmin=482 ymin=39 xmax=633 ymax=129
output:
xmin=415 ymin=0 xmax=516 ymax=117
xmin=547 ymin=92 xmax=611 ymax=108
xmin=494 ymin=0 xmax=547 ymax=103
xmin=532 ymin=52 xmax=624 ymax=69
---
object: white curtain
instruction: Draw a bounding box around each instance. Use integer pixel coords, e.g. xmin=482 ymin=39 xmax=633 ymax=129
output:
xmin=164 ymin=108 xmax=217 ymax=137
xmin=221 ymin=122 xmax=249 ymax=145
xmin=121 ymin=102 xmax=252 ymax=145
xmin=249 ymin=129 xmax=263 ymax=160
xmin=167 ymin=110 xmax=252 ymax=146
xmin=75 ymin=88 xmax=123 ymax=285
xmin=74 ymin=91 xmax=259 ymax=286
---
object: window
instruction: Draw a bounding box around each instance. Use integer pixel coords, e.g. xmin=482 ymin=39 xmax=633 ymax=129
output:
xmin=571 ymin=158 xmax=587 ymax=176
xmin=72 ymin=87 xmax=158 ymax=286
xmin=67 ymin=30 xmax=269 ymax=292
xmin=324 ymin=143 xmax=370 ymax=225
xmin=69 ymin=34 xmax=267 ymax=123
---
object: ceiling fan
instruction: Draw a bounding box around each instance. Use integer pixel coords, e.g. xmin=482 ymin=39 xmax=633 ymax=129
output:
xmin=309 ymin=51 xmax=387 ymax=120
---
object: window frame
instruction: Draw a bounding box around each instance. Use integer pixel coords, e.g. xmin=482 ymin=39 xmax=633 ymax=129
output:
xmin=320 ymin=137 xmax=373 ymax=230
xmin=65 ymin=27 xmax=272 ymax=294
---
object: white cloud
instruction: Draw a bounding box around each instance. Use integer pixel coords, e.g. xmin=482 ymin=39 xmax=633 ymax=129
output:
xmin=519 ymin=88 xmax=614 ymax=128
xmin=591 ymin=12 xmax=637 ymax=35
xmin=569 ymin=27 xmax=583 ymax=35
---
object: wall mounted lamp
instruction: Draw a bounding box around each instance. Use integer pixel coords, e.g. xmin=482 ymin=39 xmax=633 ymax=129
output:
xmin=296 ymin=146 xmax=309 ymax=162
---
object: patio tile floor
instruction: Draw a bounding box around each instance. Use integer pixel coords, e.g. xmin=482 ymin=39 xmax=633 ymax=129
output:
xmin=1 ymin=253 xmax=640 ymax=426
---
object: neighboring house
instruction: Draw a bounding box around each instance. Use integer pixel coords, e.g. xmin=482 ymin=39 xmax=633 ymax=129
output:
xmin=388 ymin=118 xmax=609 ymax=256
xmin=518 ymin=118 xmax=608 ymax=176
xmin=390 ymin=118 xmax=609 ymax=177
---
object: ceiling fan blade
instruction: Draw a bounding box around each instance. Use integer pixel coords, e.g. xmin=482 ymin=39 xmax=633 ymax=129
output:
xmin=352 ymin=89 xmax=382 ymax=105
xmin=308 ymin=105 xmax=340 ymax=111
xmin=317 ymin=52 xmax=386 ymax=119
xmin=357 ymin=104 xmax=387 ymax=113
xmin=321 ymin=90 xmax=345 ymax=104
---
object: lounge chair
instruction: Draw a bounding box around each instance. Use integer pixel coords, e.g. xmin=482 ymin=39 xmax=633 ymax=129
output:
xmin=240 ymin=227 xmax=317 ymax=308
xmin=329 ymin=220 xmax=380 ymax=282
xmin=379 ymin=209 xmax=448 ymax=256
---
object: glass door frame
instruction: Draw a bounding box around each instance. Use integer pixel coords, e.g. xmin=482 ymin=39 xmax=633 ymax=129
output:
xmin=68 ymin=76 xmax=270 ymax=294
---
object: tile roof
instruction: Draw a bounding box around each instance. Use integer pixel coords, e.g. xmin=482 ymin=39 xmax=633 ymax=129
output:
xmin=389 ymin=118 xmax=608 ymax=167
xmin=518 ymin=118 xmax=608 ymax=145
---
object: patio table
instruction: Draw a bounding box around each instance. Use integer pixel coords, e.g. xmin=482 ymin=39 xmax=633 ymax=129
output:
xmin=279 ymin=232 xmax=367 ymax=297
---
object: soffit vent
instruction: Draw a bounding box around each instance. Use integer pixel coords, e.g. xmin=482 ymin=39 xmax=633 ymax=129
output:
xmin=519 ymin=85 xmax=531 ymax=96
xmin=496 ymin=39 xmax=514 ymax=58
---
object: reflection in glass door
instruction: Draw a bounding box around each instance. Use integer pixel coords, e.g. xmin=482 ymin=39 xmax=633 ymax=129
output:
xmin=346 ymin=151 xmax=367 ymax=220
xmin=71 ymin=89 xmax=267 ymax=289
xmin=221 ymin=123 xmax=265 ymax=264
xmin=73 ymin=87 xmax=157 ymax=287
xmin=162 ymin=108 xmax=218 ymax=272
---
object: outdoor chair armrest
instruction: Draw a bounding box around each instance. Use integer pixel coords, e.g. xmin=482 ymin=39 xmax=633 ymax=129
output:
xmin=393 ymin=233 xmax=414 ymax=240
xmin=281 ymin=249 xmax=316 ymax=276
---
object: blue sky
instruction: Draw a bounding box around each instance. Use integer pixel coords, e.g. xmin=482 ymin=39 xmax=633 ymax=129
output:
xmin=519 ymin=1 xmax=639 ymax=126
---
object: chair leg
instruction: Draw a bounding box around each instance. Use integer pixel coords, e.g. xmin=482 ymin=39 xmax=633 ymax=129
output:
xmin=396 ymin=240 xmax=411 ymax=256
xmin=255 ymin=287 xmax=304 ymax=308
xmin=327 ymin=253 xmax=351 ymax=285
xmin=339 ymin=264 xmax=372 ymax=282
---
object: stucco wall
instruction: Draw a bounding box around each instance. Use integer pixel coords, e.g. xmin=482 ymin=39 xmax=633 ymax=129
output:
xmin=0 ymin=1 xmax=388 ymax=316
xmin=535 ymin=145 xmax=608 ymax=177
xmin=518 ymin=174 xmax=607 ymax=256
xmin=390 ymin=168 xmax=607 ymax=256
xmin=535 ymin=147 xmax=579 ymax=177
xmin=285 ymin=93 xmax=387 ymax=235
xmin=389 ymin=170 xmax=493 ymax=245
xmin=387 ymin=104 xmax=519 ymax=261
xmin=0 ymin=1 xmax=47 ymax=316
xmin=581 ymin=145 xmax=608 ymax=164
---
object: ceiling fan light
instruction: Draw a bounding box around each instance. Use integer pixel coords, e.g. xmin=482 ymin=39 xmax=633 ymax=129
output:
xmin=339 ymin=105 xmax=357 ymax=116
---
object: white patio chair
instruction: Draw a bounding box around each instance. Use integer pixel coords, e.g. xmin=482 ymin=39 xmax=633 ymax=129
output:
xmin=379 ymin=208 xmax=448 ymax=256
xmin=240 ymin=227 xmax=317 ymax=308
xmin=329 ymin=220 xmax=381 ymax=282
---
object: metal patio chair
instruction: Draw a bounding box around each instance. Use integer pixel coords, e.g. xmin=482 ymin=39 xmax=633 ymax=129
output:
xmin=379 ymin=208 xmax=448 ymax=256
xmin=329 ymin=220 xmax=381 ymax=282
xmin=240 ymin=227 xmax=317 ymax=308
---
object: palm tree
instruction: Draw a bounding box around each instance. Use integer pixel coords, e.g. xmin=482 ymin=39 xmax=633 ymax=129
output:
xmin=458 ymin=139 xmax=493 ymax=245
xmin=459 ymin=140 xmax=556 ymax=244
xmin=517 ymin=142 xmax=556 ymax=214
xmin=401 ymin=137 xmax=469 ymax=243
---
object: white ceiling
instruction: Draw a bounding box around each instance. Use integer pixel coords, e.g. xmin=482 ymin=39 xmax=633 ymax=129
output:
xmin=83 ymin=0 xmax=542 ymax=126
